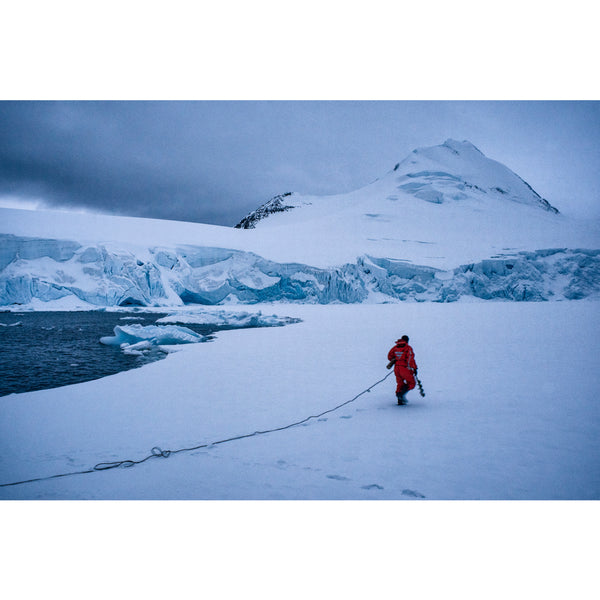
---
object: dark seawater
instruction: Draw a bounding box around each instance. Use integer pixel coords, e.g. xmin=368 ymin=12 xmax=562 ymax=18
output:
xmin=0 ymin=311 xmax=225 ymax=397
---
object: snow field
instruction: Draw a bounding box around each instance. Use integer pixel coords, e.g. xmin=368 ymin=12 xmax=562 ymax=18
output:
xmin=0 ymin=301 xmax=598 ymax=500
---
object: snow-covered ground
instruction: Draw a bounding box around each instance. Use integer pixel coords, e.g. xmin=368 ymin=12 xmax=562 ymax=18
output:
xmin=1 ymin=301 xmax=598 ymax=500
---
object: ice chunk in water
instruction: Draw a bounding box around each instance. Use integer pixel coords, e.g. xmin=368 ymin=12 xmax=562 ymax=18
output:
xmin=121 ymin=340 xmax=154 ymax=356
xmin=100 ymin=323 xmax=206 ymax=347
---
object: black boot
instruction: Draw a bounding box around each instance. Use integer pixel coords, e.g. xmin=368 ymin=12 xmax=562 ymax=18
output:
xmin=397 ymin=384 xmax=409 ymax=405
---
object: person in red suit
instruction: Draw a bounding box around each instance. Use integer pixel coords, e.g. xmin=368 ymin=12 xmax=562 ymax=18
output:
xmin=387 ymin=335 xmax=418 ymax=405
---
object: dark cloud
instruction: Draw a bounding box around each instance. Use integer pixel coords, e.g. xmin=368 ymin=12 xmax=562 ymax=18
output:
xmin=1 ymin=101 xmax=599 ymax=224
xmin=0 ymin=101 xmax=266 ymax=224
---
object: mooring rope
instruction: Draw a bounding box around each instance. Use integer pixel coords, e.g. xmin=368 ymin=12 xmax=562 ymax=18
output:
xmin=0 ymin=370 xmax=394 ymax=489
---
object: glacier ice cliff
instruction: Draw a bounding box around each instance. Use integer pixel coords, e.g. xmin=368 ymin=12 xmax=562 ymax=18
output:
xmin=437 ymin=249 xmax=600 ymax=301
xmin=1 ymin=234 xmax=599 ymax=307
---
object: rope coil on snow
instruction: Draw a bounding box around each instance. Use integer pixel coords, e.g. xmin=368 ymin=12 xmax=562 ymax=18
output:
xmin=0 ymin=370 xmax=394 ymax=489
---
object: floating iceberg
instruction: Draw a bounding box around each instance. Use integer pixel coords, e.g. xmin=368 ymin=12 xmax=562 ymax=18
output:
xmin=100 ymin=324 xmax=207 ymax=348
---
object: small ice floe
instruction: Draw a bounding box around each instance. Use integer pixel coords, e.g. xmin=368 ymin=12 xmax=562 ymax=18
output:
xmin=121 ymin=340 xmax=154 ymax=356
xmin=157 ymin=309 xmax=301 ymax=328
xmin=100 ymin=323 xmax=207 ymax=355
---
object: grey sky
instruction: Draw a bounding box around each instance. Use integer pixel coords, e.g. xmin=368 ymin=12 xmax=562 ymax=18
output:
xmin=0 ymin=100 xmax=598 ymax=225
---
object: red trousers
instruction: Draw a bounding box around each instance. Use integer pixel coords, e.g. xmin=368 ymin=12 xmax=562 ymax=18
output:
xmin=394 ymin=365 xmax=415 ymax=394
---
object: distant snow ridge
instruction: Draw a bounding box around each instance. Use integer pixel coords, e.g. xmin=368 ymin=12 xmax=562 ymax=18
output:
xmin=235 ymin=192 xmax=296 ymax=229
xmin=1 ymin=234 xmax=598 ymax=306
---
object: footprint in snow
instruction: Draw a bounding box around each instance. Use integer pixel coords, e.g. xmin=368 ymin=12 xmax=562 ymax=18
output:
xmin=327 ymin=474 xmax=350 ymax=481
xmin=362 ymin=484 xmax=384 ymax=491
xmin=339 ymin=415 xmax=352 ymax=419
xmin=402 ymin=489 xmax=426 ymax=498
xmin=317 ymin=418 xmax=328 ymax=422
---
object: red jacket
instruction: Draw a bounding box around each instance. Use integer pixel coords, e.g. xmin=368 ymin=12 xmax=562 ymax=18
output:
xmin=388 ymin=341 xmax=417 ymax=370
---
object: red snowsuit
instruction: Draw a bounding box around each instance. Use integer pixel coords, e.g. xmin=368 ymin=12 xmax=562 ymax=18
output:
xmin=388 ymin=340 xmax=417 ymax=395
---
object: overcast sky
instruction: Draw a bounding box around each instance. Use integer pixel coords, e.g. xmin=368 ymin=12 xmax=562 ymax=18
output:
xmin=1 ymin=100 xmax=598 ymax=225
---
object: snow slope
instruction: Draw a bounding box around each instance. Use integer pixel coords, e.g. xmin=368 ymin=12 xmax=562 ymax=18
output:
xmin=233 ymin=139 xmax=596 ymax=268
xmin=1 ymin=139 xmax=599 ymax=309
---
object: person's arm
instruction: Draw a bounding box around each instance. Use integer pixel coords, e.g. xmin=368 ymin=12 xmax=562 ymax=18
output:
xmin=409 ymin=347 xmax=417 ymax=372
xmin=387 ymin=347 xmax=396 ymax=369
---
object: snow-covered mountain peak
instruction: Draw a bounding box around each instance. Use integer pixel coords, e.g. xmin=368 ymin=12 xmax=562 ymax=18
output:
xmin=399 ymin=139 xmax=505 ymax=172
xmin=392 ymin=139 xmax=558 ymax=213
xmin=412 ymin=138 xmax=484 ymax=159
xmin=222 ymin=139 xmax=595 ymax=271
xmin=235 ymin=140 xmax=559 ymax=231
